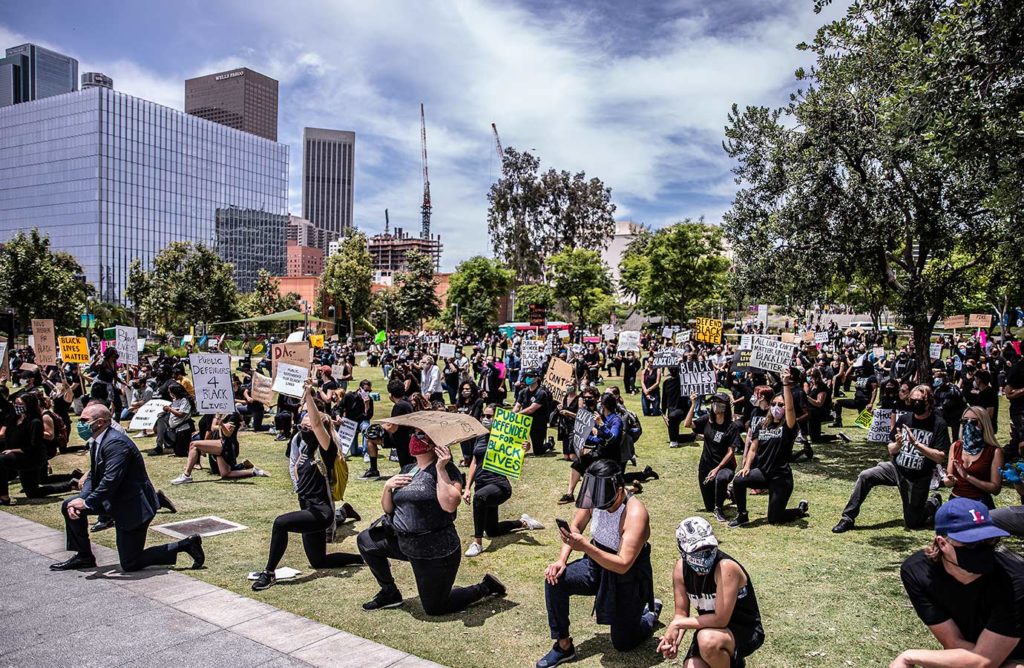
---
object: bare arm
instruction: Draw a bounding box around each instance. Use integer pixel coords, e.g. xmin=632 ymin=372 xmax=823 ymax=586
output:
xmin=303 ymin=381 xmax=331 ymax=451
xmin=578 ymin=501 xmax=649 ymax=575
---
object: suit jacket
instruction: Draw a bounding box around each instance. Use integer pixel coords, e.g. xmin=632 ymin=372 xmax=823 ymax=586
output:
xmin=82 ymin=429 xmax=159 ymax=531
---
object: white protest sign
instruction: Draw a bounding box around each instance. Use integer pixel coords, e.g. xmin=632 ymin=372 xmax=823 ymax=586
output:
xmin=337 ymin=417 xmax=359 ymax=452
xmin=661 ymin=326 xmax=675 ymax=340
xmin=873 ymin=346 xmax=885 ymax=358
xmin=137 ymin=337 xmax=146 ymax=353
xmin=749 ymin=336 xmax=797 ymax=374
xmin=675 ymin=330 xmax=691 ymax=344
xmin=573 ymin=409 xmax=596 ymax=456
xmin=601 ymin=324 xmax=616 ymax=341
xmin=189 ymin=353 xmax=234 ymax=415
xmin=929 ymin=343 xmax=943 ymax=361
xmin=286 ymin=330 xmax=304 ymax=343
xmin=739 ymin=334 xmax=753 ymax=351
xmin=521 ymin=340 xmax=545 ymax=371
xmin=557 ymin=329 xmax=570 ymax=340
xmin=757 ymin=304 xmax=769 ymax=325
xmin=115 ymin=325 xmax=139 ymax=365
xmin=272 ymin=362 xmax=309 ymax=399
xmin=867 ymin=409 xmax=893 ymax=443
xmin=814 ymin=331 xmax=829 ymax=344
xmin=617 ymin=331 xmax=641 ymax=352
xmin=129 ymin=399 xmax=171 ymax=431
xmin=544 ymin=337 xmax=554 ymax=354
xmin=439 ymin=342 xmax=457 ymax=359
xmin=680 ymin=360 xmax=717 ymax=396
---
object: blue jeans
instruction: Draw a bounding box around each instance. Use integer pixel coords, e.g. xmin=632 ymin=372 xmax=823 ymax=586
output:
xmin=641 ymin=392 xmax=661 ymax=416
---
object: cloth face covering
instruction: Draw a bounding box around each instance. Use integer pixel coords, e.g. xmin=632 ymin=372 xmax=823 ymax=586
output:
xmin=953 ymin=542 xmax=996 ymax=575
xmin=408 ymin=434 xmax=433 ymax=456
xmin=961 ymin=421 xmax=985 ymax=455
xmin=685 ymin=547 xmax=718 ymax=575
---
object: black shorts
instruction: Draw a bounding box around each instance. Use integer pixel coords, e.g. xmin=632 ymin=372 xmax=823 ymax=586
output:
xmin=684 ymin=625 xmax=764 ymax=665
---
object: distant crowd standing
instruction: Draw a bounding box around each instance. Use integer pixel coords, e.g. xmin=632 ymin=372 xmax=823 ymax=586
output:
xmin=4 ymin=314 xmax=1024 ymax=667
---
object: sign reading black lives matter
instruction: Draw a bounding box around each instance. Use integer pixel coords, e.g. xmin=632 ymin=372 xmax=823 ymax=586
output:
xmin=653 ymin=347 xmax=683 ymax=369
xmin=749 ymin=336 xmax=797 ymax=374
xmin=680 ymin=360 xmax=717 ymax=396
xmin=572 ymin=409 xmax=596 ymax=456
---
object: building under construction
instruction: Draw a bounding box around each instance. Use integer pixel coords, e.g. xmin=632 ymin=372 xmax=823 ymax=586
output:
xmin=368 ymin=225 xmax=442 ymax=284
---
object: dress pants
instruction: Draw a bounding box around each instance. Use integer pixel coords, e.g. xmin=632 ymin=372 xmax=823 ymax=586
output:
xmin=62 ymin=497 xmax=182 ymax=571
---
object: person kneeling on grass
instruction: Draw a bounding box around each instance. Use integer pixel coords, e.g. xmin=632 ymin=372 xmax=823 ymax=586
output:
xmin=252 ymin=381 xmax=362 ymax=591
xmin=537 ymin=460 xmax=661 ymax=668
xmin=657 ymin=517 xmax=764 ymax=667
xmin=892 ymin=498 xmax=1024 ymax=668
xmin=171 ymin=411 xmax=269 ymax=485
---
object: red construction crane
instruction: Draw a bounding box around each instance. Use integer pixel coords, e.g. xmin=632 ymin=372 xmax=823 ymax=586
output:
xmin=491 ymin=122 xmax=503 ymax=161
xmin=420 ymin=103 xmax=431 ymax=240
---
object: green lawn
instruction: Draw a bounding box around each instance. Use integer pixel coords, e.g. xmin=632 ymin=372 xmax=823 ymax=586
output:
xmin=8 ymin=367 xmax=1020 ymax=667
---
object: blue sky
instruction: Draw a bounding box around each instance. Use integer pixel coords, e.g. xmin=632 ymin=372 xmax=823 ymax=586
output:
xmin=3 ymin=0 xmax=845 ymax=271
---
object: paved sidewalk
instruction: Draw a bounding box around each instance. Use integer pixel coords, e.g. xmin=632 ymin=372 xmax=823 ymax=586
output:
xmin=0 ymin=510 xmax=442 ymax=668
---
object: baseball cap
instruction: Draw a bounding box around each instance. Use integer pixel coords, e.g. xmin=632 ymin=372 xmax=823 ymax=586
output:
xmin=675 ymin=516 xmax=719 ymax=555
xmin=710 ymin=392 xmax=731 ymax=404
xmin=319 ymin=365 xmax=332 ymax=374
xmin=935 ymin=498 xmax=1009 ymax=543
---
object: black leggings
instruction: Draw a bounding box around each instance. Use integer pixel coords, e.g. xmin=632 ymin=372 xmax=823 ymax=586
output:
xmin=732 ymin=469 xmax=803 ymax=524
xmin=265 ymin=499 xmax=362 ymax=572
xmin=808 ymin=418 xmax=839 ymax=443
xmin=0 ymin=452 xmax=73 ymax=498
xmin=833 ymin=399 xmax=865 ymax=425
xmin=472 ymin=482 xmax=521 ymax=539
xmin=357 ymin=525 xmax=489 ymax=616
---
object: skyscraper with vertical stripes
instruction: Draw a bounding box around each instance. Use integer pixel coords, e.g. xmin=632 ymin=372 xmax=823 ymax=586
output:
xmin=301 ymin=127 xmax=354 ymax=235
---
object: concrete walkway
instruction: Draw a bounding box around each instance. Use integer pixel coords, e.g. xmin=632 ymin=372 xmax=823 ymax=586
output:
xmin=0 ymin=510 xmax=442 ymax=668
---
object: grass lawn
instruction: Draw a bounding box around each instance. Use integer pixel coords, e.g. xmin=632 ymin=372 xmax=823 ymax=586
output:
xmin=7 ymin=366 xmax=1020 ymax=667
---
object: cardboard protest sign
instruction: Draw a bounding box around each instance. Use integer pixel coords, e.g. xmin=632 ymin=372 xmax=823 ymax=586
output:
xmin=250 ymin=372 xmax=275 ymax=405
xmin=572 ymin=409 xmax=596 ymax=457
xmin=543 ymin=358 xmax=574 ymax=403
xmin=129 ymin=399 xmax=171 ymax=431
xmin=30 ymin=319 xmax=56 ymax=366
xmin=337 ymin=417 xmax=359 ymax=450
xmin=0 ymin=339 xmax=7 ymax=380
xmin=189 ymin=353 xmax=234 ymax=415
xmin=867 ymin=409 xmax=893 ymax=443
xmin=521 ymin=340 xmax=545 ymax=371
xmin=854 ymin=408 xmax=874 ymax=430
xmin=115 ymin=325 xmax=139 ymax=365
xmin=272 ymin=342 xmax=311 ymax=377
xmin=694 ymin=318 xmax=722 ymax=345
xmin=481 ymin=408 xmax=531 ymax=480
xmin=272 ymin=362 xmax=309 ymax=399
xmin=872 ymin=346 xmax=885 ymax=358
xmin=781 ymin=332 xmax=796 ymax=343
xmin=439 ymin=342 xmax=456 ymax=359
xmin=802 ymin=330 xmax=815 ymax=343
xmin=20 ymin=362 xmax=39 ymax=373
xmin=749 ymin=337 xmax=797 ymax=374
xmin=929 ymin=342 xmax=943 ymax=361
xmin=675 ymin=330 xmax=692 ymax=344
xmin=617 ymin=330 xmax=641 ymax=352
xmin=739 ymin=334 xmax=753 ymax=351
xmin=814 ymin=331 xmax=829 ymax=344
xmin=943 ymin=315 xmax=966 ymax=329
xmin=681 ymin=360 xmax=717 ymax=396
xmin=309 ymin=334 xmax=324 ymax=349
xmin=379 ymin=410 xmax=488 ymax=448
xmin=653 ymin=348 xmax=683 ymax=370
xmin=968 ymin=313 xmax=993 ymax=328
xmin=59 ymin=336 xmax=89 ymax=364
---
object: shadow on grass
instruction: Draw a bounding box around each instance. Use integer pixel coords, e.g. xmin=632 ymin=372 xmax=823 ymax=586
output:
xmin=399 ymin=594 xmax=519 ymax=626
xmin=284 ymin=564 xmax=364 ymax=585
xmin=13 ymin=496 xmax=63 ymax=506
xmin=574 ymin=633 xmax=665 ymax=668
xmin=793 ymin=436 xmax=891 ymax=484
xmin=85 ymin=564 xmax=177 ymax=581
xmin=484 ymin=532 xmax=543 ymax=553
xmin=866 ymin=530 xmax=927 ymax=556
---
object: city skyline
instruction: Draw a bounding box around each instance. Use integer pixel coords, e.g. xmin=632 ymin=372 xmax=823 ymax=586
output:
xmin=1 ymin=0 xmax=848 ymax=271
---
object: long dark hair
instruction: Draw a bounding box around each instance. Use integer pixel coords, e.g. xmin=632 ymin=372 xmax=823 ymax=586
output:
xmin=9 ymin=392 xmax=43 ymax=427
xmin=457 ymin=380 xmax=480 ymax=406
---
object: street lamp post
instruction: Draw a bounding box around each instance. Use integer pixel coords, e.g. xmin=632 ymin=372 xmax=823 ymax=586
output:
xmin=453 ymin=302 xmax=460 ymax=335
xmin=301 ymin=300 xmax=309 ymax=341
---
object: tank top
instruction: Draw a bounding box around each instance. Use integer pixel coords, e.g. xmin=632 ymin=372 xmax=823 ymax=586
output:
xmin=590 ymin=495 xmax=630 ymax=552
xmin=683 ymin=549 xmax=762 ymax=634
xmin=950 ymin=441 xmax=996 ymax=500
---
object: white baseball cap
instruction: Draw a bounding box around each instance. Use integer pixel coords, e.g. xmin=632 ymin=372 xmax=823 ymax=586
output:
xmin=675 ymin=517 xmax=719 ymax=555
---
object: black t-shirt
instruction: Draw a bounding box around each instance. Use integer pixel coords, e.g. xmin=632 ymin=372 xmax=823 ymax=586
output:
xmin=294 ymin=431 xmax=336 ymax=506
xmin=751 ymin=420 xmax=797 ymax=479
xmin=471 ymin=433 xmax=506 ymax=488
xmin=519 ymin=385 xmax=552 ymax=431
xmin=340 ymin=392 xmax=365 ymax=422
xmin=1007 ymin=359 xmax=1024 ymax=412
xmin=683 ymin=550 xmax=762 ymax=637
xmin=693 ymin=415 xmax=740 ymax=471
xmin=972 ymin=386 xmax=999 ymax=431
xmin=391 ymin=461 xmax=464 ymax=559
xmin=220 ymin=413 xmax=241 ymax=466
xmin=901 ymin=550 xmax=1024 ymax=659
xmin=853 ymin=374 xmax=878 ymax=404
xmin=807 ymin=381 xmax=832 ymax=419
xmin=890 ymin=412 xmax=951 ymax=481
xmin=388 ymin=399 xmax=415 ymax=457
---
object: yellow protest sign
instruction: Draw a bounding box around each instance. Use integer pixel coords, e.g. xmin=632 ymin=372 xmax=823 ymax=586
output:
xmin=482 ymin=408 xmax=531 ymax=480
xmin=854 ymin=408 xmax=874 ymax=430
xmin=309 ymin=334 xmax=325 ymax=349
xmin=694 ymin=318 xmax=723 ymax=345
xmin=59 ymin=336 xmax=90 ymax=364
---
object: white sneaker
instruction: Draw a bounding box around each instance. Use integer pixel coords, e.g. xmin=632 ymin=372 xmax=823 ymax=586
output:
xmin=252 ymin=468 xmax=270 ymax=478
xmin=520 ymin=513 xmax=545 ymax=530
xmin=465 ymin=542 xmax=484 ymax=557
xmin=363 ymin=453 xmax=370 ymax=463
xmin=132 ymin=431 xmax=147 ymax=439
xmin=171 ymin=473 xmax=192 ymax=485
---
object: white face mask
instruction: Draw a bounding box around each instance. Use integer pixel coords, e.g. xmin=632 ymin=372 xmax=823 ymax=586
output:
xmin=770 ymin=405 xmax=785 ymax=420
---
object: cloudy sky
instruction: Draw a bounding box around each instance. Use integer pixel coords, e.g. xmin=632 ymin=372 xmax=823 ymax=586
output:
xmin=3 ymin=0 xmax=845 ymax=270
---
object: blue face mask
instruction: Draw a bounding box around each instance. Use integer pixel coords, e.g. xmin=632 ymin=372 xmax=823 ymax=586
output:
xmin=933 ymin=378 xmax=943 ymax=388
xmin=77 ymin=420 xmax=93 ymax=440
xmin=962 ymin=421 xmax=984 ymax=455
xmin=685 ymin=547 xmax=718 ymax=575
xmin=524 ymin=377 xmax=535 ymax=386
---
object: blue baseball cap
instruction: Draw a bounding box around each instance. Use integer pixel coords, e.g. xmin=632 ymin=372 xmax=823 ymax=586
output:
xmin=935 ymin=498 xmax=1009 ymax=543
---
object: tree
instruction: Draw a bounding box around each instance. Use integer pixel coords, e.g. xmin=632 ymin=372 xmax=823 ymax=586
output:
xmin=547 ymin=249 xmax=612 ymax=329
xmin=538 ymin=168 xmax=616 ymax=255
xmin=618 ymin=221 xmax=730 ymax=325
xmin=722 ymin=0 xmax=1023 ymax=381
xmin=126 ymin=242 xmax=241 ymax=333
xmin=90 ymin=301 xmax=133 ymax=333
xmin=0 ymin=229 xmax=93 ymax=331
xmin=443 ymin=256 xmax=513 ymax=333
xmin=395 ymin=251 xmax=440 ymax=329
xmin=243 ymin=269 xmax=299 ymax=317
xmin=513 ymin=284 xmax=558 ymax=321
xmin=371 ymin=287 xmax=406 ymax=333
xmin=320 ymin=230 xmax=373 ymax=335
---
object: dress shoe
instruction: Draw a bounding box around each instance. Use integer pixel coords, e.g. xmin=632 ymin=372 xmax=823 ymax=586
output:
xmin=50 ymin=554 xmax=97 ymax=571
xmin=156 ymin=489 xmax=177 ymax=513
xmin=181 ymin=534 xmax=205 ymax=569
xmin=91 ymin=518 xmax=115 ymax=532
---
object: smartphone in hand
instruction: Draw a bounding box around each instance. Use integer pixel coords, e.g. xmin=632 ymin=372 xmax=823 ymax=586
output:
xmin=555 ymin=518 xmax=571 ymax=535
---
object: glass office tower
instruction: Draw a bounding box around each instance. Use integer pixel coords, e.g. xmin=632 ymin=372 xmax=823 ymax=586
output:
xmin=0 ymin=86 xmax=289 ymax=301
xmin=0 ymin=43 xmax=78 ymax=107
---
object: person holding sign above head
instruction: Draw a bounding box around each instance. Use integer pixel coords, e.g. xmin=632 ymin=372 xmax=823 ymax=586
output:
xmin=356 ymin=429 xmax=506 ymax=613
xmin=170 ymin=411 xmax=269 ymax=484
xmin=537 ymin=460 xmax=660 ymax=668
xmin=462 ymin=404 xmax=545 ymax=557
xmin=729 ymin=373 xmax=809 ymax=528
xmin=685 ymin=393 xmax=741 ymax=523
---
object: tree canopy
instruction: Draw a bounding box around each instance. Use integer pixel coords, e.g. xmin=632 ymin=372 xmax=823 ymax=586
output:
xmin=320 ymin=229 xmax=374 ymax=335
xmin=443 ymin=256 xmax=513 ymax=333
xmin=0 ymin=229 xmax=92 ymax=332
xmin=547 ymin=248 xmax=613 ymax=329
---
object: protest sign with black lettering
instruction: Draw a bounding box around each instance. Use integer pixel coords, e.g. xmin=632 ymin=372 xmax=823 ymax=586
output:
xmin=129 ymin=400 xmax=171 ymax=431
xmin=482 ymin=408 xmax=531 ymax=480
xmin=662 ymin=326 xmax=675 ymax=340
xmin=543 ymin=358 xmax=574 ymax=403
xmin=675 ymin=330 xmax=691 ymax=344
xmin=272 ymin=342 xmax=311 ymax=377
xmin=572 ymin=409 xmax=596 ymax=457
xmin=732 ymin=349 xmax=752 ymax=372
xmin=653 ymin=348 xmax=683 ymax=370
xmin=250 ymin=372 xmax=275 ymax=405
xmin=617 ymin=330 xmax=641 ymax=352
xmin=867 ymin=409 xmax=893 ymax=443
xmin=968 ymin=313 xmax=993 ymax=328
xmin=814 ymin=331 xmax=829 ymax=344
xmin=680 ymin=360 xmax=717 ymax=396
xmin=929 ymin=342 xmax=943 ymax=361
xmin=739 ymin=334 xmax=753 ymax=351
xmin=189 ymin=353 xmax=234 ymax=414
xmin=854 ymin=408 xmax=874 ymax=430
xmin=337 ymin=417 xmax=359 ymax=451
xmin=602 ymin=324 xmax=616 ymax=341
xmin=439 ymin=342 xmax=456 ymax=359
xmin=694 ymin=318 xmax=722 ymax=345
xmin=31 ymin=319 xmax=56 ymax=366
xmin=749 ymin=336 xmax=797 ymax=374
xmin=115 ymin=325 xmax=139 ymax=365
xmin=521 ymin=340 xmax=545 ymax=371
xmin=272 ymin=362 xmax=309 ymax=399
xmin=943 ymin=315 xmax=967 ymax=329
xmin=58 ymin=336 xmax=89 ymax=364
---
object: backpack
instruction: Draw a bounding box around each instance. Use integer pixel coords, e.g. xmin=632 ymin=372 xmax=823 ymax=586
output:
xmin=621 ymin=406 xmax=643 ymax=444
xmin=46 ymin=410 xmax=69 ymax=455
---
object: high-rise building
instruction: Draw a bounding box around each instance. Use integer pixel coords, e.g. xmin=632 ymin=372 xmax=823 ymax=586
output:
xmin=287 ymin=214 xmax=337 ymax=253
xmin=0 ymin=43 xmax=78 ymax=108
xmin=286 ymin=241 xmax=324 ymax=277
xmin=215 ymin=208 xmax=288 ymax=292
xmin=302 ymin=128 xmax=355 ymax=235
xmin=185 ymin=67 xmax=278 ymax=141
xmin=81 ymin=72 xmax=113 ymax=90
xmin=0 ymin=86 xmax=289 ymax=301
xmin=367 ymin=226 xmax=442 ymax=284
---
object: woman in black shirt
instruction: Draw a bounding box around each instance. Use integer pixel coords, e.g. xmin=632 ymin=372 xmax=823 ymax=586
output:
xmin=684 ymin=392 xmax=740 ymax=523
xmin=455 ymin=381 xmax=484 ymax=466
xmin=0 ymin=393 xmax=77 ymax=502
xmin=171 ymin=411 xmax=268 ymax=484
xmin=252 ymin=383 xmax=362 ymax=591
xmin=805 ymin=369 xmax=844 ymax=445
xmin=640 ymin=358 xmax=661 ymax=417
xmin=356 ymin=428 xmax=506 ymax=613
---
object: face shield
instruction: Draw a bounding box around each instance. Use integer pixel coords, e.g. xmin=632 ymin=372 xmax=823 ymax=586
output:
xmin=575 ymin=471 xmax=623 ymax=510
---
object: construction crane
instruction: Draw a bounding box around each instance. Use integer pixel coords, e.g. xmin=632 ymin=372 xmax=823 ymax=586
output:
xmin=420 ymin=103 xmax=431 ymax=240
xmin=491 ymin=122 xmax=503 ymax=161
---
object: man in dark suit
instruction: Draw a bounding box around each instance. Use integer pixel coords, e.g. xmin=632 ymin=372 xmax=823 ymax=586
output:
xmin=50 ymin=404 xmax=204 ymax=572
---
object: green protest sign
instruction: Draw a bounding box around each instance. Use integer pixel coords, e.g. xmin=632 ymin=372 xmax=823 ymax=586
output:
xmin=482 ymin=407 xmax=532 ymax=480
xmin=854 ymin=408 xmax=874 ymax=430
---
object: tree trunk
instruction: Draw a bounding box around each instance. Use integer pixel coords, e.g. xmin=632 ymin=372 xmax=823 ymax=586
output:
xmin=911 ymin=320 xmax=934 ymax=386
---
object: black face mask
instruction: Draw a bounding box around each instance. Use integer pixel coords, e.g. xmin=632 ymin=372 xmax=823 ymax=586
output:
xmin=911 ymin=399 xmax=928 ymax=415
xmin=954 ymin=543 xmax=996 ymax=575
xmin=299 ymin=428 xmax=320 ymax=447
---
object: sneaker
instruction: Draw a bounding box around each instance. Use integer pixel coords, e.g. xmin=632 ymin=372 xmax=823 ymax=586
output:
xmin=798 ymin=499 xmax=809 ymax=516
xmin=252 ymin=468 xmax=270 ymax=478
xmin=483 ymin=573 xmax=506 ymax=596
xmin=274 ymin=433 xmax=289 ymax=441
xmin=182 ymin=534 xmax=205 ymax=568
xmin=359 ymin=469 xmax=381 ymax=481
xmin=536 ymin=641 xmax=577 ymax=668
xmin=363 ymin=453 xmax=371 ymax=463
xmin=838 ymin=432 xmax=851 ymax=443
xmin=644 ymin=598 xmax=664 ymax=620
xmin=801 ymin=443 xmax=814 ymax=460
xmin=132 ymin=431 xmax=147 ymax=439
xmin=930 ymin=492 xmax=942 ymax=508
xmin=465 ymin=542 xmax=484 ymax=557
xmin=252 ymin=570 xmax=277 ymax=592
xmin=362 ymin=587 xmax=403 ymax=610
xmin=557 ymin=494 xmax=575 ymax=505
xmin=520 ymin=513 xmax=545 ymax=530
xmin=388 ymin=451 xmax=400 ymax=462
xmin=643 ymin=465 xmax=660 ymax=481
xmin=728 ymin=513 xmax=749 ymax=528
xmin=832 ymin=518 xmax=854 ymax=533
xmin=171 ymin=473 xmax=192 ymax=485
xmin=712 ymin=507 xmax=727 ymax=523
xmin=146 ymin=448 xmax=164 ymax=456
xmin=669 ymin=442 xmax=682 ymax=448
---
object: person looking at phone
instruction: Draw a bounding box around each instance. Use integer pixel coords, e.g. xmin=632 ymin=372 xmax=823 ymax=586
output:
xmin=833 ymin=384 xmax=950 ymax=533
xmin=536 ymin=460 xmax=661 ymax=668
